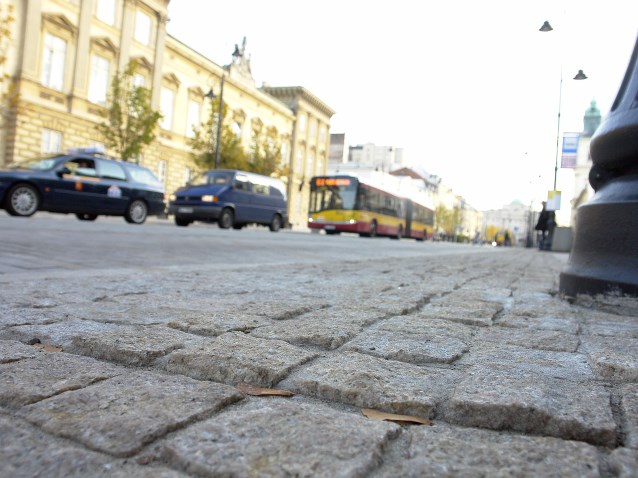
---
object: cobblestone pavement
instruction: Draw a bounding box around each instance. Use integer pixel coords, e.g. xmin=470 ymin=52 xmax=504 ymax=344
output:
xmin=1 ymin=248 xmax=637 ymax=477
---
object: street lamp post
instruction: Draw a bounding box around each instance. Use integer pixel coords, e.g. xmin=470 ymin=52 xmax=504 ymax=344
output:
xmin=204 ymin=75 xmax=225 ymax=169
xmin=539 ymin=21 xmax=588 ymax=191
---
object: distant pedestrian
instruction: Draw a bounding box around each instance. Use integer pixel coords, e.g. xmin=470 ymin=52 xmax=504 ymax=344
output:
xmin=534 ymin=201 xmax=555 ymax=250
xmin=504 ymin=231 xmax=512 ymax=247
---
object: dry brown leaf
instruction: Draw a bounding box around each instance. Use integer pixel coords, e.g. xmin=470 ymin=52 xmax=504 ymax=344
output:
xmin=236 ymin=382 xmax=294 ymax=397
xmin=33 ymin=343 xmax=63 ymax=353
xmin=362 ymin=408 xmax=431 ymax=425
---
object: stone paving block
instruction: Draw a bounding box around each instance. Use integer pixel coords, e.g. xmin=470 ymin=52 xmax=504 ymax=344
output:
xmin=417 ymin=299 xmax=502 ymax=327
xmin=70 ymin=325 xmax=203 ymax=366
xmin=582 ymin=313 xmax=638 ymax=338
xmin=608 ymin=448 xmax=638 ymax=477
xmin=0 ymin=352 xmax=123 ymax=409
xmin=0 ymin=319 xmax=119 ymax=350
xmin=159 ymin=397 xmax=400 ymax=478
xmin=475 ymin=326 xmax=579 ymax=352
xmin=165 ymin=331 xmax=317 ymax=387
xmin=496 ymin=314 xmax=580 ymax=334
xmin=168 ymin=314 xmax=271 ymax=336
xmin=580 ymin=335 xmax=638 ymax=382
xmin=19 ymin=371 xmax=244 ymax=457
xmin=280 ymin=351 xmax=461 ymax=419
xmin=445 ymin=368 xmax=616 ymax=446
xmin=456 ymin=343 xmax=594 ymax=381
xmin=622 ymin=383 xmax=638 ymax=449
xmin=0 ymin=339 xmax=45 ymax=363
xmin=250 ymin=308 xmax=382 ymax=350
xmin=373 ymin=423 xmax=600 ymax=478
xmin=507 ymin=292 xmax=576 ymax=319
xmin=342 ymin=317 xmax=472 ymax=364
xmin=0 ymin=414 xmax=188 ymax=478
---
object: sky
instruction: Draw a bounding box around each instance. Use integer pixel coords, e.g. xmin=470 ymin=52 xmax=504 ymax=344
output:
xmin=166 ymin=0 xmax=638 ymax=214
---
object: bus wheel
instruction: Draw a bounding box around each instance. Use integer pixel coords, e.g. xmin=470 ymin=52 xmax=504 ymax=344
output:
xmin=369 ymin=220 xmax=377 ymax=238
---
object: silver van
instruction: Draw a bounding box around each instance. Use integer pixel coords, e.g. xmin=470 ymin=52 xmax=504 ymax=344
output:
xmin=167 ymin=169 xmax=288 ymax=231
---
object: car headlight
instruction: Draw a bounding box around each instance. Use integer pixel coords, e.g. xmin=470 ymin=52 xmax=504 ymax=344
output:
xmin=201 ymin=195 xmax=218 ymax=202
xmin=169 ymin=194 xmax=176 ymax=201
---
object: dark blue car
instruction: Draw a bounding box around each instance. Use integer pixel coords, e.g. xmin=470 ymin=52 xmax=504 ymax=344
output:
xmin=0 ymin=149 xmax=165 ymax=224
xmin=168 ymin=169 xmax=288 ymax=231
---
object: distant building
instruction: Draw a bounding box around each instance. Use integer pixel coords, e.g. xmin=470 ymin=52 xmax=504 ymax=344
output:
xmin=483 ymin=201 xmax=530 ymax=245
xmin=329 ymin=133 xmax=348 ymax=164
xmin=347 ymin=143 xmax=404 ymax=171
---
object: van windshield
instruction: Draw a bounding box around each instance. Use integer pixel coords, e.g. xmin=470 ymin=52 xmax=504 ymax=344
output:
xmin=189 ymin=171 xmax=232 ymax=187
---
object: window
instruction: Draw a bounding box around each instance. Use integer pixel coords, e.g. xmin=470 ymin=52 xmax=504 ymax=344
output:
xmin=186 ymin=99 xmax=201 ymax=138
xmin=41 ymin=34 xmax=66 ymax=90
xmin=134 ymin=11 xmax=152 ymax=45
xmin=99 ymin=161 xmax=127 ymax=181
xmin=296 ymin=150 xmax=303 ymax=175
xmin=309 ymin=120 xmax=316 ymax=138
xmin=232 ymin=121 xmax=242 ymax=138
xmin=132 ymin=73 xmax=146 ymax=87
xmin=41 ymin=129 xmax=62 ymax=153
xmin=298 ymin=114 xmax=306 ymax=132
xmin=319 ymin=126 xmax=326 ymax=143
xmin=156 ymin=160 xmax=166 ymax=183
xmin=88 ymin=54 xmax=110 ymax=105
xmin=96 ymin=0 xmax=116 ymax=25
xmin=160 ymin=87 xmax=175 ymax=130
xmin=306 ymin=153 xmax=314 ymax=176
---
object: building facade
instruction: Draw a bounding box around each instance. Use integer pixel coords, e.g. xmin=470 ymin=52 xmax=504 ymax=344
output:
xmin=2 ymin=0 xmax=334 ymax=230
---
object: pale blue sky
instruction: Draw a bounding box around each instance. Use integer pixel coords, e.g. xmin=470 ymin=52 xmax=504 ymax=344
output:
xmin=167 ymin=0 xmax=638 ymax=213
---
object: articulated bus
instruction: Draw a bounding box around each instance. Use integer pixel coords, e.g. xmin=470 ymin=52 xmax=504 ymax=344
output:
xmin=307 ymin=175 xmax=434 ymax=240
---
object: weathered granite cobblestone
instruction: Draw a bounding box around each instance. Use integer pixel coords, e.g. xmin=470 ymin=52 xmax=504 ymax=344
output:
xmin=19 ymin=371 xmax=243 ymax=457
xmin=372 ymin=423 xmax=600 ymax=477
xmin=0 ymin=349 xmax=123 ymax=408
xmin=158 ymin=397 xmax=400 ymax=478
xmin=280 ymin=351 xmax=461 ymax=419
xmin=0 ymin=414 xmax=188 ymax=477
xmin=165 ymin=331 xmax=318 ymax=386
xmin=1 ymin=247 xmax=637 ymax=477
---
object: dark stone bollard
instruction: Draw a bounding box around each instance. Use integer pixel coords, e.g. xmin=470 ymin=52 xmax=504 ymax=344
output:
xmin=560 ymin=35 xmax=638 ymax=297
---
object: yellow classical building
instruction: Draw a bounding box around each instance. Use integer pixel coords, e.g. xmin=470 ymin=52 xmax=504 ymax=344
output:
xmin=1 ymin=0 xmax=334 ymax=229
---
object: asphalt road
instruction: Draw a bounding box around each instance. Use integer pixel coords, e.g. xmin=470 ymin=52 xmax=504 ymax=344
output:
xmin=0 ymin=212 xmax=497 ymax=275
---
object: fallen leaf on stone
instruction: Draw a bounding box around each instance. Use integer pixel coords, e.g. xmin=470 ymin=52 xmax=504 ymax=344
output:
xmin=33 ymin=343 xmax=63 ymax=353
xmin=362 ymin=408 xmax=431 ymax=425
xmin=236 ymin=382 xmax=294 ymax=397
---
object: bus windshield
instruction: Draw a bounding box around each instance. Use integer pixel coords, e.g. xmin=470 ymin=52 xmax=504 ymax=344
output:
xmin=309 ymin=177 xmax=358 ymax=213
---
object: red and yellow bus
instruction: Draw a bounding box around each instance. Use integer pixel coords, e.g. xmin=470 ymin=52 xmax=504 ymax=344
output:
xmin=308 ymin=175 xmax=434 ymax=240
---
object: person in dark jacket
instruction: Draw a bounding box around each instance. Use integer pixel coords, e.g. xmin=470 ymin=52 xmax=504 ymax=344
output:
xmin=535 ymin=201 xmax=555 ymax=250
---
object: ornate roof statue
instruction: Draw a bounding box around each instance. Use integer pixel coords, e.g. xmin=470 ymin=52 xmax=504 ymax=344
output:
xmin=228 ymin=36 xmax=255 ymax=88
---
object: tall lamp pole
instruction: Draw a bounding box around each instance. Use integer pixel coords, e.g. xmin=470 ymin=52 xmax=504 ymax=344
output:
xmin=204 ymin=75 xmax=225 ymax=169
xmin=539 ymin=21 xmax=588 ymax=191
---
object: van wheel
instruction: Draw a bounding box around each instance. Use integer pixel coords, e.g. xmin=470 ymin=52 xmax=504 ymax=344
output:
xmin=175 ymin=216 xmax=191 ymax=227
xmin=219 ymin=208 xmax=234 ymax=229
xmin=269 ymin=214 xmax=282 ymax=232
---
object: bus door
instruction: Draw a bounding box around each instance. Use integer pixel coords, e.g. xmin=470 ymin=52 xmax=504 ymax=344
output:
xmin=405 ymin=199 xmax=413 ymax=237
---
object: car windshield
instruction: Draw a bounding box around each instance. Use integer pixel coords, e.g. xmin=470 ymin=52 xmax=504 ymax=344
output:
xmin=10 ymin=156 xmax=61 ymax=170
xmin=128 ymin=166 xmax=161 ymax=186
xmin=189 ymin=171 xmax=232 ymax=187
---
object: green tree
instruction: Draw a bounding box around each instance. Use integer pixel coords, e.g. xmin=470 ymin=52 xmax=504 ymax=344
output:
xmin=189 ymin=96 xmax=248 ymax=171
xmin=248 ymin=124 xmax=283 ymax=176
xmin=435 ymin=204 xmax=462 ymax=237
xmin=97 ymin=61 xmax=162 ymax=161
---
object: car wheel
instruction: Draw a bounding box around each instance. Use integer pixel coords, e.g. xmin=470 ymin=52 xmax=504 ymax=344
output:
xmin=218 ymin=208 xmax=234 ymax=229
xmin=6 ymin=183 xmax=39 ymax=217
xmin=269 ymin=214 xmax=282 ymax=232
xmin=175 ymin=216 xmax=191 ymax=227
xmin=124 ymin=199 xmax=148 ymax=224
xmin=76 ymin=213 xmax=98 ymax=221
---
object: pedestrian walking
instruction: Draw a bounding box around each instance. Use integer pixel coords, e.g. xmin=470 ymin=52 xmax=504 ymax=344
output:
xmin=534 ymin=201 xmax=555 ymax=250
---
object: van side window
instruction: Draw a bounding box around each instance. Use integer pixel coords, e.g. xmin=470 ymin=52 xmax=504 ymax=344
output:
xmin=252 ymin=182 xmax=269 ymax=195
xmin=270 ymin=186 xmax=283 ymax=198
xmin=234 ymin=175 xmax=249 ymax=191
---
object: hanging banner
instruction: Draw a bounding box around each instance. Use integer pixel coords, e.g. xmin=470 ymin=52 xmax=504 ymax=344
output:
xmin=561 ymin=132 xmax=580 ymax=168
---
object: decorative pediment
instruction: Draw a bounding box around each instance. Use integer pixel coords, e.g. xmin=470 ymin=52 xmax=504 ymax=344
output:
xmin=90 ymin=36 xmax=119 ymax=55
xmin=188 ymin=86 xmax=205 ymax=98
xmin=251 ymin=117 xmax=263 ymax=132
xmin=233 ymin=109 xmax=246 ymax=123
xmin=42 ymin=13 xmax=78 ymax=35
xmin=130 ymin=56 xmax=153 ymax=72
xmin=163 ymin=72 xmax=181 ymax=87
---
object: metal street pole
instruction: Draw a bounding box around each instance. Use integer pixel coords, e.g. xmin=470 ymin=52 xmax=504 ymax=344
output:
xmin=214 ymin=76 xmax=225 ymax=169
